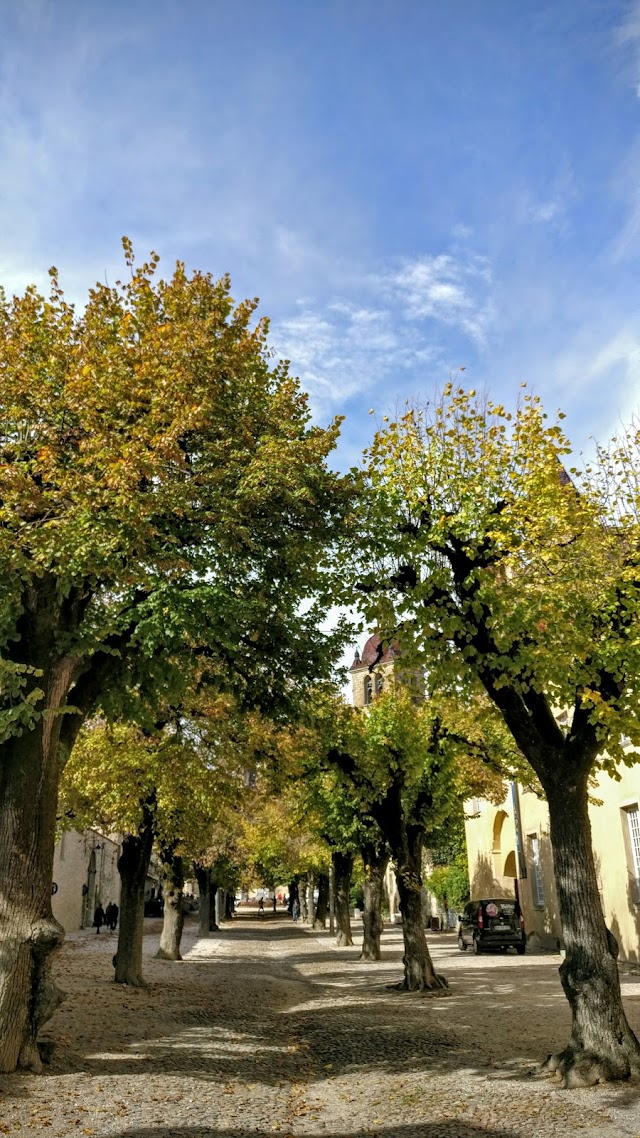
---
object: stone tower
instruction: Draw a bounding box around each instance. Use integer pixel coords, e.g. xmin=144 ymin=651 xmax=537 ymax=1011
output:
xmin=349 ymin=633 xmax=397 ymax=709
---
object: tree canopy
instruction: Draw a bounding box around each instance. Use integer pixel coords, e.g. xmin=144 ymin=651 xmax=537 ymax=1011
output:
xmin=352 ymin=385 xmax=640 ymax=1083
xmin=0 ymin=240 xmax=355 ymax=747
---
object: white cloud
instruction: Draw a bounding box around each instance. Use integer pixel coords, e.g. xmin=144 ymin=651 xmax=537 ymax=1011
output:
xmin=615 ymin=1 xmax=640 ymax=94
xmin=528 ymin=200 xmax=562 ymax=224
xmin=385 ymin=253 xmax=494 ymax=346
xmin=273 ymin=301 xmax=434 ymax=415
xmin=555 ymin=327 xmax=640 ymax=422
xmin=451 ymin=223 xmax=474 ymax=240
xmin=271 ymin=249 xmax=493 ymax=416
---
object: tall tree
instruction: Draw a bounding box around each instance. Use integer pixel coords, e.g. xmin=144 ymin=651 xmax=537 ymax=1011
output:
xmin=310 ymin=680 xmax=513 ymax=987
xmin=307 ymin=684 xmax=449 ymax=987
xmin=356 ymin=385 xmax=640 ymax=1085
xmin=59 ymin=701 xmax=248 ymax=982
xmin=239 ymin=780 xmax=329 ymax=897
xmin=358 ymin=689 xmax=454 ymax=991
xmin=0 ymin=244 xmax=353 ymax=1070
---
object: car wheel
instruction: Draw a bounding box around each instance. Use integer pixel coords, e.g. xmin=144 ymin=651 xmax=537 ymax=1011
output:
xmin=458 ymin=935 xmax=467 ymax=952
xmin=516 ymin=943 xmax=526 ymax=955
xmin=472 ymin=938 xmax=482 ymax=955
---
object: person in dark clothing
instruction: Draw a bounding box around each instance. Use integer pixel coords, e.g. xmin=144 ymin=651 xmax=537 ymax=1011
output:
xmin=258 ymin=898 xmax=264 ymax=916
xmin=105 ymin=902 xmax=119 ymax=931
xmin=272 ymin=896 xmax=277 ymax=913
xmin=93 ymin=904 xmax=105 ymax=934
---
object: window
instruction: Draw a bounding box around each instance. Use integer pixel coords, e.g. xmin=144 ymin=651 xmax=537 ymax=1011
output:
xmin=492 ymin=810 xmax=507 ymax=854
xmin=375 ymin=674 xmax=384 ymax=696
xmin=528 ymin=835 xmax=544 ymax=907
xmin=625 ymin=805 xmax=640 ymax=902
xmin=364 ymin=676 xmax=373 ymax=705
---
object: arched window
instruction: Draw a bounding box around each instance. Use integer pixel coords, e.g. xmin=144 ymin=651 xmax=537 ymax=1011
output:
xmin=492 ymin=810 xmax=508 ymax=854
xmin=375 ymin=674 xmax=384 ymax=696
xmin=364 ymin=676 xmax=373 ymax=705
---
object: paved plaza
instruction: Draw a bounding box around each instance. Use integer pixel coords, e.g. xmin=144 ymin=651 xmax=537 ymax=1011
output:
xmin=3 ymin=915 xmax=640 ymax=1137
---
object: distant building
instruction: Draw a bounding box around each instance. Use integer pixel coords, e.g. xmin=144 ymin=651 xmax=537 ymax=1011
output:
xmin=52 ymin=829 xmax=120 ymax=932
xmin=349 ymin=632 xmax=396 ymax=708
xmin=51 ymin=829 xmax=162 ymax=932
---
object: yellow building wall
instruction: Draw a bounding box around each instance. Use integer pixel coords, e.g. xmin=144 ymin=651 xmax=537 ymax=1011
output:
xmin=588 ymin=764 xmax=640 ymax=964
xmin=465 ymin=786 xmax=561 ymax=951
xmin=466 ymin=763 xmax=640 ymax=959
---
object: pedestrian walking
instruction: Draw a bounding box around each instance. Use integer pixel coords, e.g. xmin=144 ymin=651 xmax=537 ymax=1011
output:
xmin=105 ymin=902 xmax=119 ymax=931
xmin=93 ymin=904 xmax=105 ymax=935
xmin=272 ymin=896 xmax=277 ymax=913
xmin=258 ymin=898 xmax=264 ymax=916
xmin=292 ymin=899 xmax=300 ymax=922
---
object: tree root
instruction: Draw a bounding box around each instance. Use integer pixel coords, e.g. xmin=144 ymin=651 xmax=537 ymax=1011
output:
xmin=37 ymin=1041 xmax=56 ymax=1065
xmin=540 ymin=1047 xmax=633 ymax=1088
xmin=155 ymin=948 xmax=182 ymax=961
xmin=387 ymin=972 xmax=449 ymax=993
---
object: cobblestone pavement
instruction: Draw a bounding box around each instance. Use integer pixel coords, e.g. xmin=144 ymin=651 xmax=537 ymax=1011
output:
xmin=3 ymin=914 xmax=640 ymax=1137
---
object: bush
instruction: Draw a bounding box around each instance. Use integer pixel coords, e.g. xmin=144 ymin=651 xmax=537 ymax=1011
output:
xmin=427 ymin=861 xmax=469 ymax=913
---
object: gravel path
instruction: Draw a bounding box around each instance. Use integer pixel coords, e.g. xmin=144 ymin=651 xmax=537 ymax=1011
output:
xmin=2 ymin=913 xmax=640 ymax=1137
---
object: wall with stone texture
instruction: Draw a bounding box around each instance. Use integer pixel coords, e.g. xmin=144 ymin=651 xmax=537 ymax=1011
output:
xmin=52 ymin=829 xmax=121 ymax=933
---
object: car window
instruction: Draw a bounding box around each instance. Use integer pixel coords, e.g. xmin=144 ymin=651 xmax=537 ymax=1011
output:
xmin=482 ymin=900 xmax=519 ymax=918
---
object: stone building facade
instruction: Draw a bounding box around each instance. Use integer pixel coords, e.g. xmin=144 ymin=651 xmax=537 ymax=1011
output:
xmin=51 ymin=829 xmax=163 ymax=933
xmin=52 ymin=829 xmax=121 ymax=933
xmin=349 ymin=633 xmax=396 ymax=710
xmin=465 ymin=756 xmax=640 ymax=960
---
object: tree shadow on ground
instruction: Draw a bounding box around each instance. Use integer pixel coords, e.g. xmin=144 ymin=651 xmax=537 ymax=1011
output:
xmin=104 ymin=1125 xmax=520 ymax=1138
xmin=59 ymin=973 xmax=539 ymax=1088
xmin=38 ymin=919 xmax=640 ymax=1113
xmin=42 ymin=938 xmax=576 ymax=1088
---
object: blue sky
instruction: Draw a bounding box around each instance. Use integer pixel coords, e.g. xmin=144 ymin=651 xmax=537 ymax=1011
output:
xmin=2 ymin=1 xmax=640 ymax=469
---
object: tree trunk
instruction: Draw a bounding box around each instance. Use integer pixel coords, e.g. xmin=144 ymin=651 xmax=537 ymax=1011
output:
xmin=394 ymin=827 xmax=446 ymax=991
xmin=209 ymin=880 xmax=219 ymax=931
xmin=217 ymin=889 xmax=226 ymax=924
xmin=156 ymin=848 xmax=185 ymax=961
xmin=114 ymin=802 xmax=155 ymax=986
xmin=333 ymin=850 xmax=354 ymax=946
xmin=195 ymin=864 xmax=211 ymax=937
xmin=0 ymin=631 xmax=88 ymax=1071
xmin=0 ymin=578 xmax=129 ymax=1071
xmin=300 ymin=879 xmax=309 ymax=922
xmin=372 ymin=774 xmax=446 ymax=991
xmin=541 ymin=772 xmax=640 ymax=1086
xmin=305 ymin=874 xmax=315 ymax=923
xmin=313 ymin=872 xmax=330 ymax=929
xmin=0 ymin=729 xmax=65 ymax=1072
xmin=361 ymin=842 xmax=388 ymax=962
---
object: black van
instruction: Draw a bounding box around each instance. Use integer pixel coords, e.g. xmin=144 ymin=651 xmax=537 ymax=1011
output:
xmin=458 ymin=898 xmax=526 ymax=955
